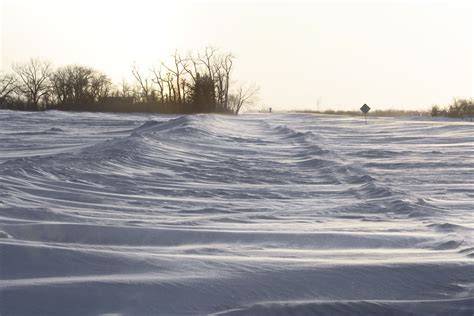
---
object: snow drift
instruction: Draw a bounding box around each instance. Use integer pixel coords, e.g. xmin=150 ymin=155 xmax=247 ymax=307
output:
xmin=0 ymin=111 xmax=473 ymax=315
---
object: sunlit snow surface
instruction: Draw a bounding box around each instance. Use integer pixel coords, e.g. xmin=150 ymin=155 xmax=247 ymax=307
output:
xmin=0 ymin=111 xmax=473 ymax=315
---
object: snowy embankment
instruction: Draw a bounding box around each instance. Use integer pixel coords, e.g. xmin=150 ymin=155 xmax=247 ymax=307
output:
xmin=0 ymin=111 xmax=473 ymax=315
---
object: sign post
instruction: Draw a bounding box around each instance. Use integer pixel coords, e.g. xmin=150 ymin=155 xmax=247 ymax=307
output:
xmin=360 ymin=104 xmax=371 ymax=124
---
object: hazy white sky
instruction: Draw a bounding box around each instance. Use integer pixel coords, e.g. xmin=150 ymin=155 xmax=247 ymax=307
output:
xmin=1 ymin=0 xmax=472 ymax=110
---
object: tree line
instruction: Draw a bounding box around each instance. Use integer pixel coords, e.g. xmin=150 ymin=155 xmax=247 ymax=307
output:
xmin=431 ymin=98 xmax=474 ymax=121
xmin=0 ymin=47 xmax=258 ymax=114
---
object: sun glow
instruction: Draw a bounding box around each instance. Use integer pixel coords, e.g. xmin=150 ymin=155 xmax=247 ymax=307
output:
xmin=1 ymin=0 xmax=472 ymax=109
xmin=2 ymin=0 xmax=180 ymax=79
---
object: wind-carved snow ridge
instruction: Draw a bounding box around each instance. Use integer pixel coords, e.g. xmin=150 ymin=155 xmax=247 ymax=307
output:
xmin=268 ymin=120 xmax=444 ymax=219
xmin=0 ymin=111 xmax=473 ymax=315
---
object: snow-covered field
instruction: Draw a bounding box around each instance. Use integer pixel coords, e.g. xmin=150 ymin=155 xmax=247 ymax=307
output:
xmin=0 ymin=111 xmax=473 ymax=315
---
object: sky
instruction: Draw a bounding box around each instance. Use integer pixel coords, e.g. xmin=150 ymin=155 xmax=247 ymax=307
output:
xmin=0 ymin=0 xmax=472 ymax=111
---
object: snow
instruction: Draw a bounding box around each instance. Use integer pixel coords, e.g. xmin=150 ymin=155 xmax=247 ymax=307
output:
xmin=0 ymin=111 xmax=473 ymax=315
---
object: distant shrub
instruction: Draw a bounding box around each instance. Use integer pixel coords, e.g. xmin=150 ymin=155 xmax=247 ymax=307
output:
xmin=371 ymin=109 xmax=425 ymax=117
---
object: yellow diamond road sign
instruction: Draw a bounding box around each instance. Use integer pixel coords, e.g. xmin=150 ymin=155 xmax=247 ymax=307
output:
xmin=360 ymin=104 xmax=370 ymax=114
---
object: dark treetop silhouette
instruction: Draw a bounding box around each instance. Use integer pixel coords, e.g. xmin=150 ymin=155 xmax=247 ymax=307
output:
xmin=0 ymin=47 xmax=258 ymax=115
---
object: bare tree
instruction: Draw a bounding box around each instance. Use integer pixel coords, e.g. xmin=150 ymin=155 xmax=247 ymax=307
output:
xmin=51 ymin=65 xmax=111 ymax=105
xmin=120 ymin=79 xmax=133 ymax=98
xmin=150 ymin=65 xmax=166 ymax=102
xmin=181 ymin=51 xmax=201 ymax=84
xmin=0 ymin=73 xmax=17 ymax=105
xmin=180 ymin=77 xmax=190 ymax=103
xmin=161 ymin=50 xmax=187 ymax=103
xmin=199 ymin=46 xmax=217 ymax=81
xmin=70 ymin=66 xmax=94 ymax=102
xmin=229 ymin=84 xmax=260 ymax=114
xmin=90 ymin=73 xmax=112 ymax=100
xmin=132 ymin=63 xmax=153 ymax=102
xmin=165 ymin=72 xmax=175 ymax=102
xmin=221 ymin=53 xmax=233 ymax=110
xmin=12 ymin=58 xmax=52 ymax=108
xmin=50 ymin=67 xmax=69 ymax=104
xmin=213 ymin=60 xmax=225 ymax=109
